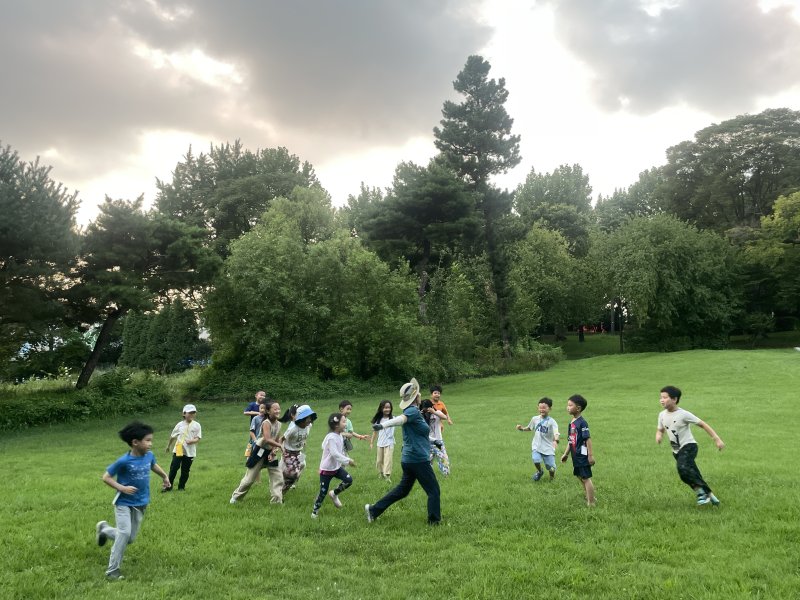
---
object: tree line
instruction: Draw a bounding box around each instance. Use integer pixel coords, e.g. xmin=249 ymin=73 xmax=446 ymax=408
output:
xmin=2 ymin=55 xmax=799 ymax=387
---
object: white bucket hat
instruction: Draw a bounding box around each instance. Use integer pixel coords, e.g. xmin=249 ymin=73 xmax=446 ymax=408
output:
xmin=295 ymin=404 xmax=317 ymax=422
xmin=399 ymin=378 xmax=420 ymax=410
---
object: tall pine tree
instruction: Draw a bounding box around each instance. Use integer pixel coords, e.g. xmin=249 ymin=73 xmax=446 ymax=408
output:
xmin=433 ymin=56 xmax=521 ymax=352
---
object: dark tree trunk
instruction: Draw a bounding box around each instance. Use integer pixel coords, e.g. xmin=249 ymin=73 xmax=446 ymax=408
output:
xmin=75 ymin=307 xmax=127 ymax=389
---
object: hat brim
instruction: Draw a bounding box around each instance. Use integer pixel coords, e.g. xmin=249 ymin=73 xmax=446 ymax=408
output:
xmin=399 ymin=378 xmax=420 ymax=410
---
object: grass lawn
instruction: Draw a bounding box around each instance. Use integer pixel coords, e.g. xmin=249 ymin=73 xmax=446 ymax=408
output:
xmin=1 ymin=349 xmax=799 ymax=599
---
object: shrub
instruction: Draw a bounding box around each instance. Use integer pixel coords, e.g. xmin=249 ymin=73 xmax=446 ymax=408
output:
xmin=187 ymin=367 xmax=392 ymax=404
xmin=0 ymin=368 xmax=170 ymax=431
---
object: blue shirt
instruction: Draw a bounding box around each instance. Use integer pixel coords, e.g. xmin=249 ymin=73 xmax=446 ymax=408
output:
xmin=245 ymin=402 xmax=260 ymax=418
xmin=106 ymin=451 xmax=157 ymax=507
xmin=400 ymin=406 xmax=431 ymax=463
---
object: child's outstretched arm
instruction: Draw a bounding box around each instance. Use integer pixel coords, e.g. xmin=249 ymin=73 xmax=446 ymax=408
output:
xmin=372 ymin=415 xmax=407 ymax=431
xmin=515 ymin=424 xmax=530 ymax=431
xmin=698 ymin=420 xmax=725 ymax=450
xmin=151 ymin=463 xmax=171 ymax=489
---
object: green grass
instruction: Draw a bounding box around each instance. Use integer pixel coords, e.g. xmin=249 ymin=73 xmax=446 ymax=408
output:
xmin=541 ymin=332 xmax=623 ymax=359
xmin=1 ymin=349 xmax=799 ymax=599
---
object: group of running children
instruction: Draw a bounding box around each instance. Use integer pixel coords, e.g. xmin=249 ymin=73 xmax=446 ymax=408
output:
xmin=93 ymin=383 xmax=724 ymax=580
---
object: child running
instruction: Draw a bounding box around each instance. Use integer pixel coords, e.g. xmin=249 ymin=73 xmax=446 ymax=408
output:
xmin=656 ymin=385 xmax=725 ymax=506
xmin=230 ymin=400 xmax=285 ymax=504
xmin=95 ymin=421 xmax=171 ymax=580
xmin=281 ymin=404 xmax=316 ymax=495
xmin=369 ymin=400 xmax=396 ymax=481
xmin=339 ymin=400 xmax=369 ymax=453
xmin=560 ymin=394 xmax=595 ymax=506
xmin=165 ymin=404 xmax=202 ymax=492
xmin=420 ymin=399 xmax=450 ymax=476
xmin=312 ymin=413 xmax=356 ymax=518
xmin=516 ymin=397 xmax=560 ymax=481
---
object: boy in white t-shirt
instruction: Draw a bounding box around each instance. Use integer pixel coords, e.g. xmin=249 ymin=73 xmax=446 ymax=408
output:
xmin=656 ymin=385 xmax=725 ymax=506
xmin=165 ymin=404 xmax=202 ymax=491
xmin=516 ymin=397 xmax=560 ymax=481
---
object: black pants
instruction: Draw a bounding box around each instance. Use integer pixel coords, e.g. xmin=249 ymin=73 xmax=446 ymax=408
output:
xmin=169 ymin=454 xmax=194 ymax=490
xmin=370 ymin=460 xmax=441 ymax=524
xmin=313 ymin=468 xmax=352 ymax=513
xmin=674 ymin=443 xmax=711 ymax=495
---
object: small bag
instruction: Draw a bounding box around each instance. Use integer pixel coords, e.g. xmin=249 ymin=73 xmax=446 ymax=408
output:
xmin=175 ymin=442 xmax=184 ymax=457
xmin=343 ymin=437 xmax=354 ymax=453
xmin=246 ymin=442 xmax=267 ymax=469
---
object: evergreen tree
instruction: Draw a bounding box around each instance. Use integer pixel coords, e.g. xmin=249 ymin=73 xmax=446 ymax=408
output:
xmin=0 ymin=143 xmax=79 ymax=373
xmin=433 ymin=55 xmax=521 ymax=353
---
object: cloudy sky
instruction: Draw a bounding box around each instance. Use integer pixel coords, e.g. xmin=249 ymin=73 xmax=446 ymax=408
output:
xmin=2 ymin=0 xmax=800 ymax=224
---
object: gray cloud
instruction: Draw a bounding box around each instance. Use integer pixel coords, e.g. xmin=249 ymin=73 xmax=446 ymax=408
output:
xmin=547 ymin=0 xmax=800 ymax=114
xmin=0 ymin=1 xmax=489 ymax=184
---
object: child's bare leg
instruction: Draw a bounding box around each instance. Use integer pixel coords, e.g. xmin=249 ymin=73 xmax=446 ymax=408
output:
xmin=582 ymin=478 xmax=595 ymax=506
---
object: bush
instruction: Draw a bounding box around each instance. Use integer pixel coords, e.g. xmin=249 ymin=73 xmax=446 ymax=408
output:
xmin=0 ymin=368 xmax=170 ymax=431
xmin=471 ymin=341 xmax=564 ymax=377
xmin=187 ymin=367 xmax=393 ymax=404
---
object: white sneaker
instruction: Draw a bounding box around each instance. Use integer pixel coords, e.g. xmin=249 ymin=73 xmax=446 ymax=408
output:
xmin=329 ymin=490 xmax=342 ymax=508
xmin=365 ymin=504 xmax=374 ymax=523
xmin=311 ymin=511 xmax=318 ymax=519
xmin=95 ymin=521 xmax=108 ymax=547
xmin=229 ymin=497 xmax=237 ymax=504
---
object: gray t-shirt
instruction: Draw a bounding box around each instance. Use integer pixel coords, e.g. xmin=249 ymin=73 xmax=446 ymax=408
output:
xmin=658 ymin=408 xmax=700 ymax=453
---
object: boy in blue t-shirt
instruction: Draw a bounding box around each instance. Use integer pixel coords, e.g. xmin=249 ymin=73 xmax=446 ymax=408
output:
xmin=95 ymin=421 xmax=171 ymax=580
xmin=560 ymin=395 xmax=595 ymax=506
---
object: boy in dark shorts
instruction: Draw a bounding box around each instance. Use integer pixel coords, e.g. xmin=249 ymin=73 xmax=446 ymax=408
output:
xmin=656 ymin=385 xmax=724 ymax=506
xmin=560 ymin=394 xmax=595 ymax=506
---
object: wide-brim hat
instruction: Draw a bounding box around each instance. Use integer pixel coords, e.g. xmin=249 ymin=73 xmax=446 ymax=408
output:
xmin=399 ymin=378 xmax=420 ymax=410
xmin=295 ymin=404 xmax=317 ymax=422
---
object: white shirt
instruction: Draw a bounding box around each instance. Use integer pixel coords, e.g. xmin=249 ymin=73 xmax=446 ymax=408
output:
xmin=376 ymin=418 xmax=395 ymax=447
xmin=283 ymin=422 xmax=311 ymax=451
xmin=170 ymin=420 xmax=202 ymax=458
xmin=320 ymin=432 xmax=350 ymax=471
xmin=658 ymin=408 xmax=700 ymax=453
xmin=526 ymin=415 xmax=559 ymax=455
xmin=428 ymin=412 xmax=444 ymax=442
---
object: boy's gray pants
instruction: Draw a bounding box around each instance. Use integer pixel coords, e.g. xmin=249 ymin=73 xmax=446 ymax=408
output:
xmin=101 ymin=505 xmax=145 ymax=575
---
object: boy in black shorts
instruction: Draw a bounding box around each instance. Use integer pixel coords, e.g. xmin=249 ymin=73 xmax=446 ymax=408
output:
xmin=560 ymin=394 xmax=595 ymax=506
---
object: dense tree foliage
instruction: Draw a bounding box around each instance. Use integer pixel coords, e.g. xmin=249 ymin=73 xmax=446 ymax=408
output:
xmin=594 ymin=168 xmax=666 ymax=232
xmin=514 ymin=164 xmax=594 ymax=257
xmin=70 ymin=198 xmax=218 ymax=387
xmin=205 ymin=197 xmax=421 ymax=379
xmin=0 ymin=144 xmax=79 ymax=373
xmin=661 ymin=108 xmax=800 ymax=231
xmin=591 ymin=214 xmax=741 ymax=351
xmin=434 ymin=55 xmax=521 ymax=352
xmin=119 ymin=300 xmax=202 ymax=374
xmin=156 ymin=141 xmax=319 ymax=257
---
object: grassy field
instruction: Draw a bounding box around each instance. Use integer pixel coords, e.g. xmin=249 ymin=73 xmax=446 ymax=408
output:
xmin=1 ymin=349 xmax=799 ymax=599
xmin=542 ymin=329 xmax=800 ymax=360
